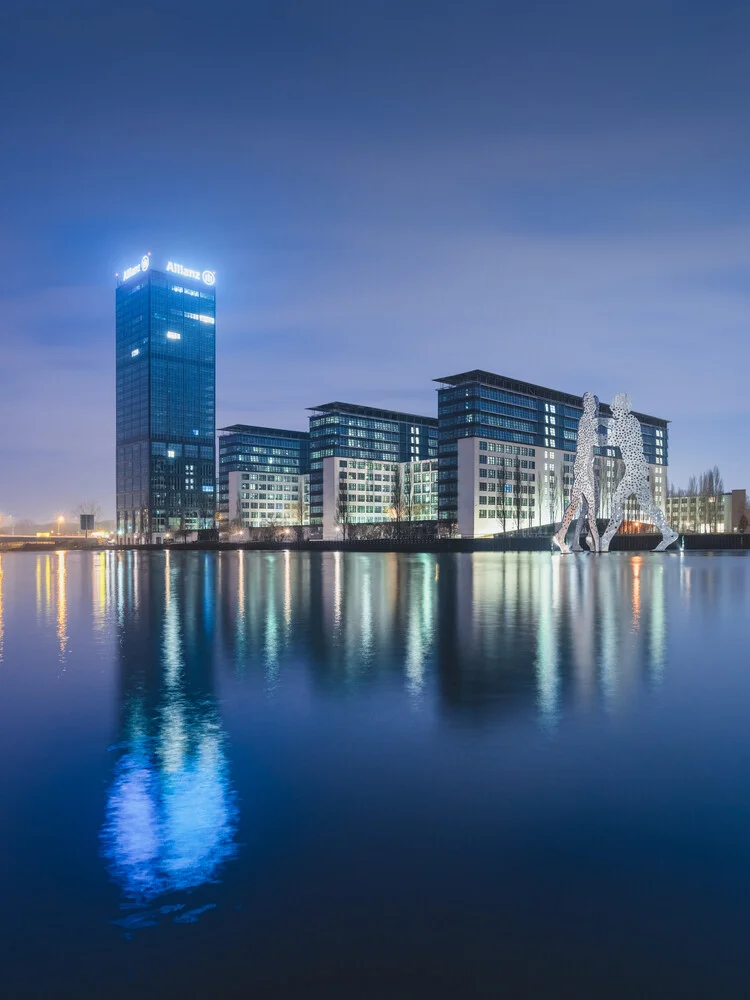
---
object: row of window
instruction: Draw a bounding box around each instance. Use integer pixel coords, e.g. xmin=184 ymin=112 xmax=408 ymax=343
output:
xmin=239 ymin=473 xmax=303 ymax=483
xmin=479 ymin=442 xmax=535 ymax=456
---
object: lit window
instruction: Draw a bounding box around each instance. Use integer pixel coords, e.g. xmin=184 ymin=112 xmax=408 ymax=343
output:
xmin=167 ymin=450 xmax=175 ymax=458
xmin=131 ymin=348 xmax=140 ymax=357
xmin=167 ymin=331 xmax=181 ymax=340
xmin=199 ymin=315 xmax=215 ymax=324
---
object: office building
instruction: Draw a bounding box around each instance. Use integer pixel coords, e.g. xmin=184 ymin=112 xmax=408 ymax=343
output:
xmin=666 ymin=488 xmax=747 ymax=534
xmin=116 ymin=255 xmax=216 ymax=541
xmin=321 ymin=456 xmax=439 ymax=538
xmin=435 ymin=370 xmax=669 ymax=538
xmin=308 ymin=402 xmax=438 ymax=538
xmin=218 ymin=424 xmax=310 ymax=530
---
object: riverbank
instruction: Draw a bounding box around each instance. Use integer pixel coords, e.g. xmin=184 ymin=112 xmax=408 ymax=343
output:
xmin=2 ymin=533 xmax=749 ymax=553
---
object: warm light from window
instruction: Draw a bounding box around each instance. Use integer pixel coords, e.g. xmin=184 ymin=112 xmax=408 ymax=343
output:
xmin=166 ymin=331 xmax=181 ymax=340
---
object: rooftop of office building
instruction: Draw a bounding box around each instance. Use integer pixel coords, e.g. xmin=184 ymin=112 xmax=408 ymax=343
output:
xmin=308 ymin=401 xmax=438 ymax=425
xmin=219 ymin=424 xmax=309 ymax=439
xmin=435 ymin=370 xmax=668 ymax=427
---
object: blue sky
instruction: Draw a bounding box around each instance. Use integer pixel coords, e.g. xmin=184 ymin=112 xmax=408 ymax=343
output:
xmin=1 ymin=0 xmax=748 ymax=519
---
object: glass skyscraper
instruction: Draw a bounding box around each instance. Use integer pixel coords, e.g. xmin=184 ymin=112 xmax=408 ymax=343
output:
xmin=116 ymin=255 xmax=217 ymax=540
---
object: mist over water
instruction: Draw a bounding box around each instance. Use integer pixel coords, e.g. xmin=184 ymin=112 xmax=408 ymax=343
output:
xmin=1 ymin=550 xmax=749 ymax=996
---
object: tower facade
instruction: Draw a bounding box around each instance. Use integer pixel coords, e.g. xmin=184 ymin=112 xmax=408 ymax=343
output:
xmin=116 ymin=255 xmax=217 ymax=540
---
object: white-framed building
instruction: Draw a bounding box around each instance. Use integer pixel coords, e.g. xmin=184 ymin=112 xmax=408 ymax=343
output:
xmin=666 ymin=489 xmax=747 ymax=533
xmin=321 ymin=457 xmax=439 ymax=540
xmin=228 ymin=470 xmax=309 ymax=529
xmin=436 ymin=371 xmax=669 ymax=540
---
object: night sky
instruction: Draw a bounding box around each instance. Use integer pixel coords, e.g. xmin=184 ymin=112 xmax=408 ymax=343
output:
xmin=2 ymin=1 xmax=749 ymax=520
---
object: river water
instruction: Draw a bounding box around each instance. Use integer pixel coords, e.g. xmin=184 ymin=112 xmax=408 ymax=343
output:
xmin=1 ymin=550 xmax=749 ymax=997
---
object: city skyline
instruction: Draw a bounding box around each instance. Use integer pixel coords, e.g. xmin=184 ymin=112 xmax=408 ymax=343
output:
xmin=3 ymin=2 xmax=750 ymax=519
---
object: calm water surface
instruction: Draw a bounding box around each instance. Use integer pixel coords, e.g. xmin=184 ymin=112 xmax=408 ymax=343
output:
xmin=1 ymin=550 xmax=750 ymax=997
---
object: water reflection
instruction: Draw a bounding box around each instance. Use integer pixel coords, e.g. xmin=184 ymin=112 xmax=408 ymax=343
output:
xmin=218 ymin=551 xmax=671 ymax=723
xmin=101 ymin=552 xmax=237 ymax=903
xmin=56 ymin=551 xmax=68 ymax=665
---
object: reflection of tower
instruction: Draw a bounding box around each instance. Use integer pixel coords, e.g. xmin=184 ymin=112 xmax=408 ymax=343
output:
xmin=56 ymin=551 xmax=68 ymax=664
xmin=102 ymin=551 xmax=237 ymax=902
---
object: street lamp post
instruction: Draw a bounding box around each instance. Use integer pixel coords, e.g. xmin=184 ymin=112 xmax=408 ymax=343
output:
xmin=57 ymin=515 xmax=64 ymax=536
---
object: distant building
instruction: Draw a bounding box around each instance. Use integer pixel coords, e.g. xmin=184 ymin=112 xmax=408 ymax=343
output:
xmin=115 ymin=255 xmax=217 ymax=541
xmin=217 ymin=425 xmax=310 ymax=529
xmin=307 ymin=402 xmax=438 ymax=539
xmin=666 ymin=489 xmax=747 ymax=534
xmin=435 ymin=370 xmax=669 ymax=539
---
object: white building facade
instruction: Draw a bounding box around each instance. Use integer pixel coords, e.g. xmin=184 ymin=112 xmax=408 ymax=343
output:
xmin=437 ymin=371 xmax=669 ymax=540
xmin=228 ymin=470 xmax=309 ymax=529
xmin=321 ymin=456 xmax=439 ymax=540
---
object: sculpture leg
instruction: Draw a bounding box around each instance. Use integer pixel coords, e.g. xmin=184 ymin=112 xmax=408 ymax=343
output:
xmin=600 ymin=482 xmax=627 ymax=553
xmin=553 ymin=486 xmax=582 ymax=554
xmin=635 ymin=480 xmax=678 ymax=551
xmin=583 ymin=486 xmax=600 ymax=552
xmin=572 ymin=499 xmax=586 ymax=552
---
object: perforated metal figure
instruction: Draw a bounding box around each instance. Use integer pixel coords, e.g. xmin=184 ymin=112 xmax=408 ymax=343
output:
xmin=572 ymin=491 xmax=598 ymax=552
xmin=553 ymin=392 xmax=600 ymax=554
xmin=599 ymin=393 xmax=678 ymax=553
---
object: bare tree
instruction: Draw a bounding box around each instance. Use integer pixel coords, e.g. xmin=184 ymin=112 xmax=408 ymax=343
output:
xmin=387 ymin=465 xmax=406 ymax=539
xmin=403 ymin=468 xmax=415 ymax=522
xmin=230 ymin=492 xmax=244 ymax=534
xmin=711 ymin=465 xmax=724 ymax=532
xmin=687 ymin=474 xmax=699 ymax=531
xmin=335 ymin=487 xmax=351 ymax=540
xmin=547 ymin=471 xmax=559 ymax=527
xmin=293 ymin=489 xmax=306 ymax=542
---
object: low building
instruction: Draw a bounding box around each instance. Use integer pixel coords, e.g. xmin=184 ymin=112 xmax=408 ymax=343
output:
xmin=666 ymin=489 xmax=747 ymax=533
xmin=227 ymin=469 xmax=309 ymax=530
xmin=308 ymin=402 xmax=438 ymax=539
xmin=435 ymin=370 xmax=669 ymax=539
xmin=321 ymin=457 xmax=439 ymax=539
xmin=218 ymin=424 xmax=310 ymax=531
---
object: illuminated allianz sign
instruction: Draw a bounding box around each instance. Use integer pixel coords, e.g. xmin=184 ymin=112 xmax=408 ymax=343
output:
xmin=120 ymin=256 xmax=216 ymax=285
xmin=167 ymin=261 xmax=216 ymax=285
xmin=123 ymin=254 xmax=150 ymax=281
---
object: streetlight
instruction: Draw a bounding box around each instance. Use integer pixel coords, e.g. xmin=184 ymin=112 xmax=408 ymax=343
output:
xmin=57 ymin=515 xmax=65 ymax=536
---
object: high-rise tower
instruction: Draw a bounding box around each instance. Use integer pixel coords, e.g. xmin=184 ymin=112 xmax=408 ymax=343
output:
xmin=115 ymin=254 xmax=216 ymax=541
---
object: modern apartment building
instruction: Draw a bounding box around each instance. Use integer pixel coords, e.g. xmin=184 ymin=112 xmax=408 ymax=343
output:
xmin=435 ymin=370 xmax=669 ymax=538
xmin=217 ymin=425 xmax=310 ymax=529
xmin=115 ymin=255 xmax=216 ymax=541
xmin=666 ymin=489 xmax=747 ymax=534
xmin=308 ymin=402 xmax=438 ymax=538
xmin=321 ymin=457 xmax=439 ymax=538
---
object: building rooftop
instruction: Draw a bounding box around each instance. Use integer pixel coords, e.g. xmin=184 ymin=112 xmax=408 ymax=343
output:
xmin=218 ymin=424 xmax=309 ymax=439
xmin=434 ymin=370 xmax=668 ymax=427
xmin=308 ymin=401 xmax=438 ymax=426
